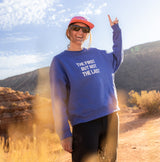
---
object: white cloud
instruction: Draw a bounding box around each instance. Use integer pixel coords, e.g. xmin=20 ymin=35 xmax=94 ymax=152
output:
xmin=52 ymin=15 xmax=56 ymax=20
xmin=95 ymin=3 xmax=107 ymax=15
xmin=0 ymin=33 xmax=36 ymax=43
xmin=78 ymin=3 xmax=94 ymax=16
xmin=0 ymin=54 xmax=41 ymax=68
xmin=0 ymin=50 xmax=54 ymax=79
xmin=56 ymin=3 xmax=63 ymax=7
xmin=58 ymin=9 xmax=66 ymax=14
xmin=0 ymin=50 xmax=53 ymax=68
xmin=0 ymin=0 xmax=108 ymax=30
xmin=0 ymin=0 xmax=56 ymax=30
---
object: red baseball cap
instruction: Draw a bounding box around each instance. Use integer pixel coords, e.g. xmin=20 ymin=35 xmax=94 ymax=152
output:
xmin=68 ymin=16 xmax=94 ymax=29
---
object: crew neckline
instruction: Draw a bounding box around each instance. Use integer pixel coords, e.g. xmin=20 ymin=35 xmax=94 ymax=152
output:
xmin=64 ymin=48 xmax=87 ymax=56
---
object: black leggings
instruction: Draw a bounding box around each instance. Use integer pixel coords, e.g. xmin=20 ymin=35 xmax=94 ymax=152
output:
xmin=72 ymin=112 xmax=119 ymax=162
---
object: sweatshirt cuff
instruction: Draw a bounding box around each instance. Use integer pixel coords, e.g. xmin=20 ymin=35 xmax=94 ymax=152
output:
xmin=60 ymin=129 xmax=72 ymax=140
xmin=111 ymin=24 xmax=120 ymax=31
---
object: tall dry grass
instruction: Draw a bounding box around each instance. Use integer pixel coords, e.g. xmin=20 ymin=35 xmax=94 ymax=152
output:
xmin=0 ymin=125 xmax=64 ymax=162
xmin=0 ymin=69 xmax=66 ymax=162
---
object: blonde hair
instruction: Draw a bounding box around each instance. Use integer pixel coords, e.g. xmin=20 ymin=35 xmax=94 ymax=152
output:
xmin=66 ymin=26 xmax=92 ymax=49
xmin=88 ymin=32 xmax=92 ymax=49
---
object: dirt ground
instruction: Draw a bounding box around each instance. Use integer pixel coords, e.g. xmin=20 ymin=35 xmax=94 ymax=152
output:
xmin=56 ymin=108 xmax=160 ymax=162
xmin=118 ymin=107 xmax=160 ymax=162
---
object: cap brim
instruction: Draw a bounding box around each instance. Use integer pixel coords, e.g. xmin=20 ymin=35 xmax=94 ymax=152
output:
xmin=69 ymin=19 xmax=94 ymax=29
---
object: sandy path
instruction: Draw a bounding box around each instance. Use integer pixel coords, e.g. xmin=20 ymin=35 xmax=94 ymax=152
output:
xmin=118 ymin=108 xmax=160 ymax=162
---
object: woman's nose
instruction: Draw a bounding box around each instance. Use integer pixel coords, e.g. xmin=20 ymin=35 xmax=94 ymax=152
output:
xmin=78 ymin=28 xmax=83 ymax=33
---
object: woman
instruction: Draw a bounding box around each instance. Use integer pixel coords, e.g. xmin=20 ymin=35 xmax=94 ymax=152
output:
xmin=50 ymin=15 xmax=123 ymax=162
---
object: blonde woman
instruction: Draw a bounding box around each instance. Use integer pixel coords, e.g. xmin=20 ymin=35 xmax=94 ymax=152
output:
xmin=50 ymin=15 xmax=123 ymax=162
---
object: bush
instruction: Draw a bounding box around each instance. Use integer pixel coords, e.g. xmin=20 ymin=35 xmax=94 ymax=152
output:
xmin=25 ymin=91 xmax=30 ymax=96
xmin=128 ymin=90 xmax=160 ymax=115
xmin=128 ymin=90 xmax=140 ymax=106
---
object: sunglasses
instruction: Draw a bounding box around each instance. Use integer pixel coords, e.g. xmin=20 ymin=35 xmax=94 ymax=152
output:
xmin=69 ymin=25 xmax=90 ymax=33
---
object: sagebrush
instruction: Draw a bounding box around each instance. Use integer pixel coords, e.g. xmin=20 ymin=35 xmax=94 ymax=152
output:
xmin=128 ymin=90 xmax=160 ymax=114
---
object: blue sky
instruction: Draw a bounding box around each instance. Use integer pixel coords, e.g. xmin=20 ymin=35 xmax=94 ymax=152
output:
xmin=0 ymin=0 xmax=160 ymax=79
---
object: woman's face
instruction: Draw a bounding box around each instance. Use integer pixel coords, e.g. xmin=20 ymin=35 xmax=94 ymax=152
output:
xmin=68 ymin=22 xmax=89 ymax=45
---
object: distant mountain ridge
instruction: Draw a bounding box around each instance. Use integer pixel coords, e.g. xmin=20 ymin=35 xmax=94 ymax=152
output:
xmin=0 ymin=67 xmax=50 ymax=97
xmin=115 ymin=40 xmax=160 ymax=91
xmin=0 ymin=70 xmax=38 ymax=94
xmin=0 ymin=40 xmax=160 ymax=95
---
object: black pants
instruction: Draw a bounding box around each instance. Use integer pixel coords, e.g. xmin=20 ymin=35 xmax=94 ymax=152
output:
xmin=72 ymin=112 xmax=119 ymax=162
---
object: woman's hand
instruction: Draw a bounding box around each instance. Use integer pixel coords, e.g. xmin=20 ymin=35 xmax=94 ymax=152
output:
xmin=108 ymin=14 xmax=119 ymax=27
xmin=61 ymin=136 xmax=73 ymax=153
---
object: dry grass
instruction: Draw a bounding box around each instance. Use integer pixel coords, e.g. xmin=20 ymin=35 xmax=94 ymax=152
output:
xmin=0 ymin=125 xmax=65 ymax=162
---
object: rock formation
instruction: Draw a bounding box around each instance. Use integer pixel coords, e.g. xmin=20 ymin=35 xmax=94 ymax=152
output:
xmin=0 ymin=87 xmax=34 ymax=131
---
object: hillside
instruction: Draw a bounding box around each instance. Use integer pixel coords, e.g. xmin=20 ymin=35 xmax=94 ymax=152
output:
xmin=0 ymin=70 xmax=38 ymax=94
xmin=0 ymin=40 xmax=160 ymax=94
xmin=115 ymin=40 xmax=160 ymax=91
xmin=0 ymin=67 xmax=51 ymax=97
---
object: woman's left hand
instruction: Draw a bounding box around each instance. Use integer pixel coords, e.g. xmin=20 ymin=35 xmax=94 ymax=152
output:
xmin=108 ymin=14 xmax=119 ymax=27
xmin=61 ymin=136 xmax=73 ymax=153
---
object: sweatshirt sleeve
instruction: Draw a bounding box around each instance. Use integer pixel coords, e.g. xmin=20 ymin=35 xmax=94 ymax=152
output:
xmin=111 ymin=24 xmax=123 ymax=73
xmin=49 ymin=56 xmax=72 ymax=140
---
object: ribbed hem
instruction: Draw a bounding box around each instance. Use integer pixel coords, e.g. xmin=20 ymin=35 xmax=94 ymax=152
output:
xmin=70 ymin=107 xmax=120 ymax=127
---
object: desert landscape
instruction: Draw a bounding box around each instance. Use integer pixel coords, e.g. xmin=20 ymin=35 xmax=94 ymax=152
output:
xmin=0 ymin=87 xmax=160 ymax=162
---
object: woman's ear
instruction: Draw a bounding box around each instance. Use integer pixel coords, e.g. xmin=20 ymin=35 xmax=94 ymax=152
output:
xmin=66 ymin=29 xmax=70 ymax=40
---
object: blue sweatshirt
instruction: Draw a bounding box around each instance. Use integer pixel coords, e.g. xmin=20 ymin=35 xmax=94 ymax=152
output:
xmin=50 ymin=24 xmax=123 ymax=140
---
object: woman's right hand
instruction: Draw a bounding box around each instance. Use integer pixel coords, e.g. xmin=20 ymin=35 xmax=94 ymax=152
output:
xmin=108 ymin=14 xmax=119 ymax=27
xmin=61 ymin=136 xmax=73 ymax=153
